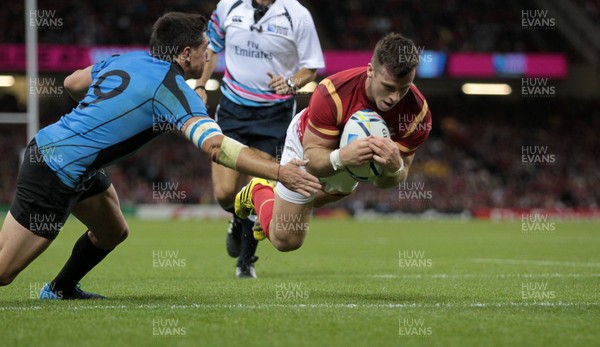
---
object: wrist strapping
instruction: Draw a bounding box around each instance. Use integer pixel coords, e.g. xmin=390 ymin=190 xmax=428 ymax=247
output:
xmin=217 ymin=137 xmax=247 ymax=170
xmin=329 ymin=149 xmax=344 ymax=171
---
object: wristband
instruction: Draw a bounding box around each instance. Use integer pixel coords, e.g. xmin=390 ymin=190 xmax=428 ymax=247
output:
xmin=194 ymin=85 xmax=206 ymax=91
xmin=184 ymin=117 xmax=222 ymax=149
xmin=329 ymin=149 xmax=344 ymax=171
xmin=383 ymin=158 xmax=404 ymax=177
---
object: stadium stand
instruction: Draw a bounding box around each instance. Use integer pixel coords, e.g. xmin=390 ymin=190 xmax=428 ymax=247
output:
xmin=0 ymin=0 xmax=586 ymax=54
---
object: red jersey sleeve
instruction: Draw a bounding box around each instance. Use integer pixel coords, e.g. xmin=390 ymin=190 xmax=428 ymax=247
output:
xmin=305 ymin=78 xmax=343 ymax=141
xmin=392 ymin=85 xmax=432 ymax=156
xmin=396 ymin=108 xmax=431 ymax=156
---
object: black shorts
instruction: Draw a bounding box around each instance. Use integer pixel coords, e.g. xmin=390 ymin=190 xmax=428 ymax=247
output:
xmin=9 ymin=140 xmax=112 ymax=240
xmin=215 ymin=97 xmax=296 ymax=157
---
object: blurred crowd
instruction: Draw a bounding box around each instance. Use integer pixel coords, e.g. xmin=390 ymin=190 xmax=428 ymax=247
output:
xmin=1 ymin=96 xmax=598 ymax=214
xmin=341 ymin=98 xmax=600 ymax=214
xmin=318 ymin=0 xmax=537 ymax=52
xmin=1 ymin=0 xmax=591 ymax=58
xmin=1 ymin=0 xmax=213 ymax=45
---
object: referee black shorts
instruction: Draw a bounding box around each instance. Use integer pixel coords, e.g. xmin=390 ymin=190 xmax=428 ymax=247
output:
xmin=215 ymin=97 xmax=296 ymax=158
xmin=9 ymin=140 xmax=111 ymax=240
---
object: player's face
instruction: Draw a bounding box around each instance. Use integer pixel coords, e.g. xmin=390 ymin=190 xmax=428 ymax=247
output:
xmin=185 ymin=34 xmax=210 ymax=79
xmin=367 ymin=63 xmax=415 ymax=112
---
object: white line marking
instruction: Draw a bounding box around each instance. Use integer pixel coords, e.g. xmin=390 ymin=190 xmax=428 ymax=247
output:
xmin=471 ymin=258 xmax=600 ymax=268
xmin=0 ymin=301 xmax=598 ymax=312
xmin=371 ymin=273 xmax=600 ymax=279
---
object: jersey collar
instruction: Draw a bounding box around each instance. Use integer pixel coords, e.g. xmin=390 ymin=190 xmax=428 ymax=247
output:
xmin=172 ymin=62 xmax=185 ymax=76
xmin=251 ymin=0 xmax=284 ymax=24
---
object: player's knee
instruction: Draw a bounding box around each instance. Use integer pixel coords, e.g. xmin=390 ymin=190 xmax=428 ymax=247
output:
xmin=118 ymin=225 xmax=129 ymax=244
xmin=273 ymin=238 xmax=304 ymax=252
xmin=214 ymin=191 xmax=235 ymax=208
xmin=90 ymin=224 xmax=128 ymax=249
xmin=213 ymin=184 xmax=236 ymax=207
xmin=105 ymin=224 xmax=129 ymax=247
xmin=111 ymin=223 xmax=129 ymax=246
xmin=275 ymin=242 xmax=303 ymax=252
xmin=271 ymin=230 xmax=306 ymax=252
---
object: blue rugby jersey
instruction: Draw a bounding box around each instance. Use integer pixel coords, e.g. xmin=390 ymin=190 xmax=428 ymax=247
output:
xmin=35 ymin=51 xmax=207 ymax=188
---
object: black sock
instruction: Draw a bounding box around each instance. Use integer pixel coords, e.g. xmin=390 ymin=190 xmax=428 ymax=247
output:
xmin=225 ymin=207 xmax=243 ymax=239
xmin=50 ymin=231 xmax=113 ymax=297
xmin=237 ymin=218 xmax=258 ymax=267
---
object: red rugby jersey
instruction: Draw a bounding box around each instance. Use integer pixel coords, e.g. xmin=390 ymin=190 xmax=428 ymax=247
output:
xmin=299 ymin=67 xmax=432 ymax=155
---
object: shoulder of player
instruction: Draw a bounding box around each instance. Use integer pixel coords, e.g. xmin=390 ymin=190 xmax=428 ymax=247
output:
xmin=405 ymin=84 xmax=430 ymax=115
xmin=320 ymin=67 xmax=366 ymax=89
xmin=99 ymin=51 xmax=153 ymax=69
xmin=265 ymin=0 xmax=313 ymax=27
xmin=312 ymin=68 xmax=366 ymax=108
xmin=110 ymin=50 xmax=141 ymax=59
xmin=408 ymin=84 xmax=427 ymax=104
xmin=216 ymin=0 xmax=245 ymax=10
xmin=215 ymin=0 xmax=249 ymax=19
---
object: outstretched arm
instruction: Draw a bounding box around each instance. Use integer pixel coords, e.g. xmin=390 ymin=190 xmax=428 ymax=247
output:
xmin=182 ymin=116 xmax=321 ymax=197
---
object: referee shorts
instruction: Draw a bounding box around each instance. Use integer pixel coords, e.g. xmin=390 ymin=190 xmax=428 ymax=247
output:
xmin=9 ymin=140 xmax=112 ymax=240
xmin=215 ymin=97 xmax=296 ymax=158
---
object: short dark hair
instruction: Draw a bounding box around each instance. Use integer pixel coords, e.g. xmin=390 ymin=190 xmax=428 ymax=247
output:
xmin=372 ymin=33 xmax=419 ymax=81
xmin=150 ymin=12 xmax=207 ymax=61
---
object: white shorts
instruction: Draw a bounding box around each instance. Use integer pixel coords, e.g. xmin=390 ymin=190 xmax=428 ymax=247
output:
xmin=276 ymin=109 xmax=359 ymax=205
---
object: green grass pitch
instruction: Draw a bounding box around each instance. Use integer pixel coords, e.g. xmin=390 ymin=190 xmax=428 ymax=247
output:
xmin=0 ymin=217 xmax=598 ymax=346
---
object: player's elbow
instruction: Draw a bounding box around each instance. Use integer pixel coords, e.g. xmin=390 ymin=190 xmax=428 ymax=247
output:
xmin=64 ymin=69 xmax=85 ymax=91
xmin=202 ymin=135 xmax=223 ymax=163
xmin=63 ymin=74 xmax=76 ymax=93
xmin=64 ymin=74 xmax=86 ymax=100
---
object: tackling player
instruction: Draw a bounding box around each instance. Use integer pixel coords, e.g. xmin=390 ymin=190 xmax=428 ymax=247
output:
xmin=0 ymin=12 xmax=320 ymax=299
xmin=235 ymin=33 xmax=432 ymax=252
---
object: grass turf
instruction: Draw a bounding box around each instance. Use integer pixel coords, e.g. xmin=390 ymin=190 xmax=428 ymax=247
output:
xmin=0 ymin=218 xmax=598 ymax=346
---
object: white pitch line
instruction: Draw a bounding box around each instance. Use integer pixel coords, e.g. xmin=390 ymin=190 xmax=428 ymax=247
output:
xmin=0 ymin=301 xmax=598 ymax=312
xmin=471 ymin=258 xmax=600 ymax=268
xmin=371 ymin=273 xmax=600 ymax=279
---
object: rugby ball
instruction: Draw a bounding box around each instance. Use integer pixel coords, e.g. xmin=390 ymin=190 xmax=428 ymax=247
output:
xmin=339 ymin=110 xmax=390 ymax=182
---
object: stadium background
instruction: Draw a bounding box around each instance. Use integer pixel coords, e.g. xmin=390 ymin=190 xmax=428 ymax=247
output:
xmin=0 ymin=0 xmax=599 ymax=218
